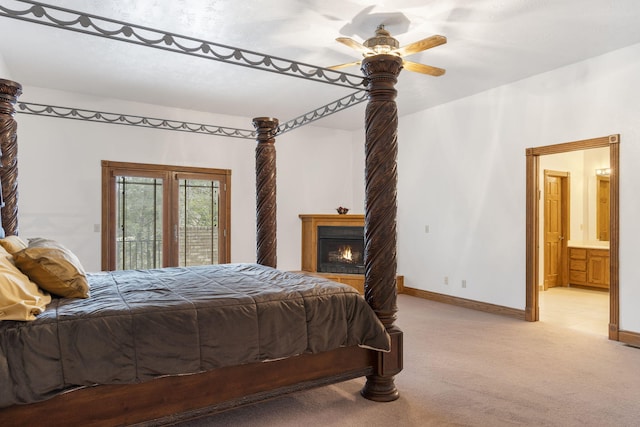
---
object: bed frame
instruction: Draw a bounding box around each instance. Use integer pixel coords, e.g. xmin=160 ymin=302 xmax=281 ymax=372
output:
xmin=0 ymin=54 xmax=404 ymax=426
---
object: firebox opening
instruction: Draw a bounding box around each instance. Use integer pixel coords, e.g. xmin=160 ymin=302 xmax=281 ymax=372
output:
xmin=317 ymin=226 xmax=365 ymax=274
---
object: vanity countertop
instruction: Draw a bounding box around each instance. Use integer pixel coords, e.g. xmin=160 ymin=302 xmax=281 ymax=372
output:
xmin=568 ymin=241 xmax=610 ymax=250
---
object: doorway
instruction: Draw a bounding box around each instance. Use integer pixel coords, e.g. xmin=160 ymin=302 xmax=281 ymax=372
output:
xmin=525 ymin=135 xmax=620 ymax=341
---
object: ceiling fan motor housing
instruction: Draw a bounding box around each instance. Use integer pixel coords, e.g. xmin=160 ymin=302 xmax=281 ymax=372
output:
xmin=363 ymin=25 xmax=399 ymax=55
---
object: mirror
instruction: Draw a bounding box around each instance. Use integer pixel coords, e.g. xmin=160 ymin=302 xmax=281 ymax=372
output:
xmin=596 ymin=173 xmax=610 ymax=241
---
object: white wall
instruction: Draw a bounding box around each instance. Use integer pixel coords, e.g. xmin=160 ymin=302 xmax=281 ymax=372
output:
xmin=350 ymin=128 xmax=366 ymax=214
xmin=276 ymin=125 xmax=356 ymax=270
xmin=15 ymin=86 xmax=354 ymax=272
xmin=0 ymin=52 xmax=11 ymax=79
xmin=387 ymin=42 xmax=640 ymax=333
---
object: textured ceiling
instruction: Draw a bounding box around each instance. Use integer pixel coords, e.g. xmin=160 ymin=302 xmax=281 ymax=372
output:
xmin=2 ymin=0 xmax=640 ymax=130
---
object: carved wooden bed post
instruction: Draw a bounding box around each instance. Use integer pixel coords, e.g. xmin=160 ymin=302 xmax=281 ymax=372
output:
xmin=0 ymin=78 xmax=22 ymax=238
xmin=359 ymin=55 xmax=403 ymax=402
xmin=253 ymin=117 xmax=279 ymax=268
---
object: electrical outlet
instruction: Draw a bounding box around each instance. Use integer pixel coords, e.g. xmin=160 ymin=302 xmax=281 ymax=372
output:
xmin=461 ymin=279 xmax=467 ymax=288
xmin=444 ymin=276 xmax=448 ymax=285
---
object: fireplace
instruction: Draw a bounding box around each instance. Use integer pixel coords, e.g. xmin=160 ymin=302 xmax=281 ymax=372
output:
xmin=299 ymin=214 xmax=403 ymax=294
xmin=299 ymin=213 xmax=365 ymax=274
xmin=316 ymin=226 xmax=365 ymax=274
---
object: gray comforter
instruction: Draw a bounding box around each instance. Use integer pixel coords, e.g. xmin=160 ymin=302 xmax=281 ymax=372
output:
xmin=0 ymin=263 xmax=389 ymax=407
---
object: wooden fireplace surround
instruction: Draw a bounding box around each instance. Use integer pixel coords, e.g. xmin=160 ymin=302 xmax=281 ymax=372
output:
xmin=299 ymin=214 xmax=404 ymax=293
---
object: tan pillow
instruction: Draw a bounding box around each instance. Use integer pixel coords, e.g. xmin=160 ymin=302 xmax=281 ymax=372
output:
xmin=0 ymin=235 xmax=28 ymax=255
xmin=14 ymin=238 xmax=90 ymax=299
xmin=0 ymin=245 xmax=52 ymax=321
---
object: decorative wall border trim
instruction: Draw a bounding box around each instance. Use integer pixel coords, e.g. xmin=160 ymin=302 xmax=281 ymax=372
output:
xmin=17 ymin=102 xmax=257 ymax=139
xmin=0 ymin=1 xmax=365 ymax=91
xmin=17 ymin=91 xmax=367 ymax=138
xmin=278 ymin=90 xmax=367 ymax=134
xmin=401 ymin=286 xmax=526 ymax=320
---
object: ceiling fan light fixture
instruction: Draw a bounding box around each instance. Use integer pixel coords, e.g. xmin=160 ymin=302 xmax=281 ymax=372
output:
xmin=363 ymin=24 xmax=399 ymax=56
xmin=370 ymin=44 xmax=393 ymax=55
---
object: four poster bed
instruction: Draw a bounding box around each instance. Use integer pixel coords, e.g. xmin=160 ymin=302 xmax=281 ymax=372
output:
xmin=0 ymin=46 xmax=403 ymax=427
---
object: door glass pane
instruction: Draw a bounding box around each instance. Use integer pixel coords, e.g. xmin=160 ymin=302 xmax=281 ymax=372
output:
xmin=115 ymin=176 xmax=163 ymax=270
xmin=178 ymin=178 xmax=220 ymax=266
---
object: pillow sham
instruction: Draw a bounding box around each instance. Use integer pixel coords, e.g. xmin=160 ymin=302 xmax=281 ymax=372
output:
xmin=14 ymin=238 xmax=90 ymax=299
xmin=0 ymin=235 xmax=28 ymax=255
xmin=0 ymin=245 xmax=52 ymax=321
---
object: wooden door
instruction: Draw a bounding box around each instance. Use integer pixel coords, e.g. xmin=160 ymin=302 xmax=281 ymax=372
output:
xmin=543 ymin=171 xmax=568 ymax=289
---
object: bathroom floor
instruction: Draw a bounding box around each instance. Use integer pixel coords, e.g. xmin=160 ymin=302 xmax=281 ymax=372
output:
xmin=539 ymin=286 xmax=609 ymax=336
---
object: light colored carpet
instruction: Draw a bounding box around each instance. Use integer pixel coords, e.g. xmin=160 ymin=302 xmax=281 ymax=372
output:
xmin=177 ymin=293 xmax=640 ymax=426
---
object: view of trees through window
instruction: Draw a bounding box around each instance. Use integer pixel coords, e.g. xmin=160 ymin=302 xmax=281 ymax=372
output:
xmin=116 ymin=176 xmax=163 ymax=270
xmin=178 ymin=179 xmax=220 ymax=267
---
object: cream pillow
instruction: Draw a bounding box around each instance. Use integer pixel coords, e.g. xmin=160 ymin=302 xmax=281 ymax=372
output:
xmin=14 ymin=238 xmax=90 ymax=299
xmin=0 ymin=245 xmax=52 ymax=321
xmin=0 ymin=235 xmax=28 ymax=255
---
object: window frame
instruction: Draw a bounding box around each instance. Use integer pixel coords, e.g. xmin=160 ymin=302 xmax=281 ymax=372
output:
xmin=101 ymin=160 xmax=231 ymax=271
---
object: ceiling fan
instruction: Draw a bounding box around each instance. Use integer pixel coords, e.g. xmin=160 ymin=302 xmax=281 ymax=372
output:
xmin=330 ymin=25 xmax=446 ymax=76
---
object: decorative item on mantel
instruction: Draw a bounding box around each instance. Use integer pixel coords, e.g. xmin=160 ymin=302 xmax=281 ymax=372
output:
xmin=336 ymin=206 xmax=349 ymax=215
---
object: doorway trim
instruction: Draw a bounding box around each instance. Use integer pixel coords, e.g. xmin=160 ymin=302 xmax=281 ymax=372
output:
xmin=525 ymin=134 xmax=620 ymax=341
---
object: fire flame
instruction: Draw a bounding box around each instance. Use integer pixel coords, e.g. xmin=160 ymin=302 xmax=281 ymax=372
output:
xmin=340 ymin=246 xmax=353 ymax=261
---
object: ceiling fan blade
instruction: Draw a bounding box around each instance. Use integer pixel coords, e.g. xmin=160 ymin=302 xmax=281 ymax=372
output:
xmin=327 ymin=61 xmax=362 ymax=70
xmin=336 ymin=37 xmax=374 ymax=55
xmin=403 ymin=60 xmax=446 ymax=76
xmin=394 ymin=35 xmax=447 ymax=57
